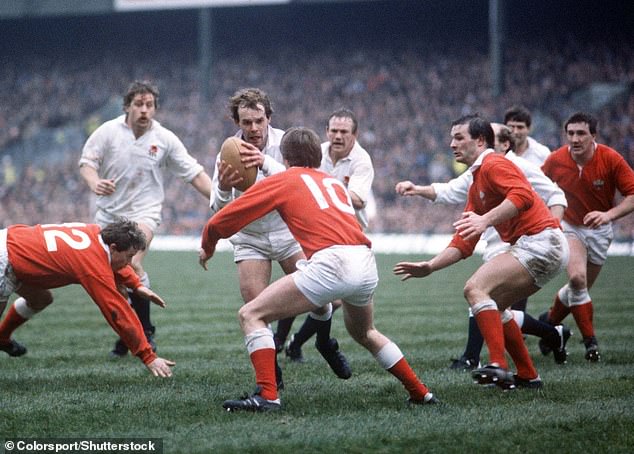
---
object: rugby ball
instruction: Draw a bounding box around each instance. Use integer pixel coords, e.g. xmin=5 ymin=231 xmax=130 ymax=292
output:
xmin=219 ymin=137 xmax=257 ymax=191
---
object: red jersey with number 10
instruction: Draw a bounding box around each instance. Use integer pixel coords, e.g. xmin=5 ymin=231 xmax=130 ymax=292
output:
xmin=6 ymin=223 xmax=156 ymax=365
xmin=201 ymin=167 xmax=371 ymax=259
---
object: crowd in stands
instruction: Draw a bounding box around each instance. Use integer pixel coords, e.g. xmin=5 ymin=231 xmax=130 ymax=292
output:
xmin=2 ymin=37 xmax=634 ymax=241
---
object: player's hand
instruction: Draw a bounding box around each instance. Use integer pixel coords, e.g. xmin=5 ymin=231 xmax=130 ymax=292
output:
xmin=198 ymin=248 xmax=214 ymax=270
xmin=454 ymin=211 xmax=487 ymax=241
xmin=135 ymin=286 xmax=166 ymax=308
xmin=217 ymin=160 xmax=244 ymax=191
xmin=393 ymin=261 xmax=433 ymax=280
xmin=395 ymin=180 xmax=416 ymax=196
xmin=93 ymin=178 xmax=116 ymax=196
xmin=239 ymin=141 xmax=265 ymax=169
xmin=146 ymin=357 xmax=175 ymax=378
xmin=583 ymin=210 xmax=610 ymax=228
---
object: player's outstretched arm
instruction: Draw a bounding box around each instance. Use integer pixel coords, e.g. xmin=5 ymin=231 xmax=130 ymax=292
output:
xmin=134 ymin=286 xmax=166 ymax=308
xmin=146 ymin=357 xmax=175 ymax=377
xmin=394 ymin=247 xmax=463 ymax=280
xmin=393 ymin=261 xmax=434 ymax=280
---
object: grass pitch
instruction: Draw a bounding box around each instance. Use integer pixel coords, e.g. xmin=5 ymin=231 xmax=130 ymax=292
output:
xmin=1 ymin=251 xmax=633 ymax=453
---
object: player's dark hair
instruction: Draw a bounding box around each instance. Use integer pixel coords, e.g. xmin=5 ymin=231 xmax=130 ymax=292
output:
xmin=281 ymin=127 xmax=322 ymax=168
xmin=327 ymin=108 xmax=358 ymax=134
xmin=503 ymin=105 xmax=532 ymax=128
xmin=123 ymin=80 xmax=159 ymax=110
xmin=101 ymin=219 xmax=147 ymax=252
xmin=228 ymin=88 xmax=274 ymax=123
xmin=452 ymin=113 xmax=495 ymax=149
xmin=564 ymin=112 xmax=598 ymax=135
xmin=496 ymin=124 xmax=516 ymax=153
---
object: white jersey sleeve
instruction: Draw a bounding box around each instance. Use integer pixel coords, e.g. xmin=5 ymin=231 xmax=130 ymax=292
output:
xmin=431 ymin=170 xmax=473 ymax=205
xmin=506 ymin=152 xmax=567 ymax=208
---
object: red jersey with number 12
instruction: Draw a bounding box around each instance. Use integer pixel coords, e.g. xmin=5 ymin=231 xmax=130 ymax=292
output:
xmin=201 ymin=167 xmax=371 ymax=259
xmin=6 ymin=223 xmax=155 ymax=365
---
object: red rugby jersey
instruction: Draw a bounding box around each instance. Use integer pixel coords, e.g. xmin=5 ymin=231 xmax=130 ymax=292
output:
xmin=7 ymin=223 xmax=155 ymax=365
xmin=449 ymin=152 xmax=560 ymax=257
xmin=542 ymin=143 xmax=634 ymax=226
xmin=201 ymin=167 xmax=371 ymax=259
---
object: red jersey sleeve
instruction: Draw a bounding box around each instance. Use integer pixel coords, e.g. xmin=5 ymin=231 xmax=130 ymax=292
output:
xmin=115 ymin=265 xmax=142 ymax=290
xmin=78 ymin=273 xmax=157 ymax=365
xmin=201 ymin=177 xmax=284 ymax=255
xmin=6 ymin=223 xmax=156 ymax=365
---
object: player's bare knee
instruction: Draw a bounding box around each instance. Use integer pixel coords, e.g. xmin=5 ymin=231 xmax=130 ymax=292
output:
xmin=463 ymin=280 xmax=485 ymax=304
xmin=568 ymin=273 xmax=587 ymax=290
xmin=237 ymin=305 xmax=251 ymax=326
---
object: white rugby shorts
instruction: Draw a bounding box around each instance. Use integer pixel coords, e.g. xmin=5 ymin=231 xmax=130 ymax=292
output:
xmin=95 ymin=209 xmax=160 ymax=232
xmin=561 ymin=220 xmax=613 ymax=266
xmin=231 ymin=229 xmax=302 ymax=263
xmin=292 ymin=245 xmax=378 ymax=307
xmin=509 ymin=227 xmax=569 ymax=287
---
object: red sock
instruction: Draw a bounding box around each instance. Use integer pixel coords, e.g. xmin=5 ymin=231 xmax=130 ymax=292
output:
xmin=570 ymin=301 xmax=594 ymax=339
xmin=548 ymin=295 xmax=570 ymax=324
xmin=249 ymin=348 xmax=278 ymax=401
xmin=474 ymin=309 xmax=507 ymax=369
xmin=387 ymin=357 xmax=429 ymax=400
xmin=503 ymin=320 xmax=538 ymax=379
xmin=0 ymin=304 xmax=28 ymax=343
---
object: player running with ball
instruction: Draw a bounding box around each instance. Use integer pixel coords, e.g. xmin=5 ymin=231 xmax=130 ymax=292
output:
xmin=200 ymin=127 xmax=437 ymax=411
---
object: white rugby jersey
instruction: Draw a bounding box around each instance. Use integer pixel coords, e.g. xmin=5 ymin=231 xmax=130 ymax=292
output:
xmin=518 ymin=136 xmax=551 ymax=166
xmin=210 ymin=125 xmax=291 ymax=236
xmin=79 ymin=115 xmax=204 ymax=224
xmin=320 ymin=141 xmax=374 ymax=229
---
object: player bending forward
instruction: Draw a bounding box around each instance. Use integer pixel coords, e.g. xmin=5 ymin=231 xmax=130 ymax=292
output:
xmin=0 ymin=219 xmax=174 ymax=377
xmin=199 ymin=127 xmax=436 ymax=412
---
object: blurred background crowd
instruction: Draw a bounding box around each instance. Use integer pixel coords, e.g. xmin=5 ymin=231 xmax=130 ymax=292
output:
xmin=1 ymin=2 xmax=633 ymax=240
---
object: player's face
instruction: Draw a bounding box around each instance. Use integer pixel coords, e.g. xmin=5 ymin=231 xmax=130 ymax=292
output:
xmin=237 ymin=104 xmax=270 ymax=151
xmin=491 ymin=123 xmax=504 ymax=153
xmin=327 ymin=117 xmax=357 ymax=160
xmin=566 ymin=122 xmax=595 ymax=159
xmin=506 ymin=120 xmax=529 ymax=146
xmin=110 ymin=246 xmax=138 ymax=271
xmin=125 ymin=93 xmax=156 ymax=134
xmin=450 ymin=123 xmax=479 ymax=166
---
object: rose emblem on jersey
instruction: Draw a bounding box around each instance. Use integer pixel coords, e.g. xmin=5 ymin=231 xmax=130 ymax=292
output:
xmin=148 ymin=145 xmax=158 ymax=158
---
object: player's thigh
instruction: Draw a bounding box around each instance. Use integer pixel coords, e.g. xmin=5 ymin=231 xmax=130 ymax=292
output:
xmin=566 ymin=236 xmax=589 ymax=281
xmin=237 ymin=259 xmax=273 ymax=302
xmin=465 ymin=253 xmax=536 ymax=307
xmin=278 ymin=250 xmax=306 ymax=275
xmin=131 ymin=223 xmax=154 ymax=274
xmin=239 ymin=274 xmax=316 ymax=327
